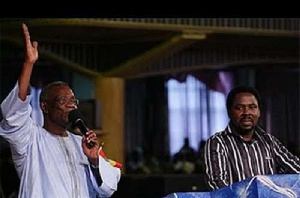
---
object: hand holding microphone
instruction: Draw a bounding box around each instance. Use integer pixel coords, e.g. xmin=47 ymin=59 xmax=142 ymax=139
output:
xmin=68 ymin=109 xmax=96 ymax=148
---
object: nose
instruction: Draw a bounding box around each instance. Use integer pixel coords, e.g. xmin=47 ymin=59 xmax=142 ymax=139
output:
xmin=67 ymin=103 xmax=77 ymax=109
xmin=242 ymin=107 xmax=250 ymax=114
xmin=66 ymin=99 xmax=78 ymax=108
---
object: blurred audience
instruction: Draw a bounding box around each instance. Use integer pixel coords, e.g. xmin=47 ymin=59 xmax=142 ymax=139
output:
xmin=172 ymin=138 xmax=197 ymax=174
xmin=125 ymin=139 xmax=207 ymax=175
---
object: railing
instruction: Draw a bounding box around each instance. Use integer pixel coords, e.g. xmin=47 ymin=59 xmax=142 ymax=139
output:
xmin=102 ymin=18 xmax=299 ymax=32
xmin=2 ymin=18 xmax=299 ymax=78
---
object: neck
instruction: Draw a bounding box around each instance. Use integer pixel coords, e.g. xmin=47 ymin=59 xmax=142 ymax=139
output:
xmin=44 ymin=122 xmax=68 ymax=137
xmin=240 ymin=132 xmax=254 ymax=142
xmin=229 ymin=121 xmax=255 ymax=141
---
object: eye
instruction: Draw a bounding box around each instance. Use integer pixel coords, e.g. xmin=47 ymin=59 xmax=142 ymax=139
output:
xmin=57 ymin=96 xmax=67 ymax=105
xmin=72 ymin=98 xmax=80 ymax=105
xmin=234 ymin=105 xmax=243 ymax=110
xmin=56 ymin=96 xmax=79 ymax=105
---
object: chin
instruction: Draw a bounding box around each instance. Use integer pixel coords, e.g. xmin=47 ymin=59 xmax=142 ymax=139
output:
xmin=238 ymin=125 xmax=254 ymax=133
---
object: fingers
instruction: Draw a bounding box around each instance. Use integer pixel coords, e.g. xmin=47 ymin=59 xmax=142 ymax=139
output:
xmin=22 ymin=23 xmax=39 ymax=64
xmin=22 ymin=23 xmax=31 ymax=47
xmin=22 ymin=23 xmax=37 ymax=48
xmin=32 ymin=41 xmax=38 ymax=49
xmin=22 ymin=23 xmax=28 ymax=32
xmin=85 ymin=131 xmax=99 ymax=146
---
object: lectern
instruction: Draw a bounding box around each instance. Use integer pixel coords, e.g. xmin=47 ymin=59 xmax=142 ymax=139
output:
xmin=165 ymin=174 xmax=300 ymax=198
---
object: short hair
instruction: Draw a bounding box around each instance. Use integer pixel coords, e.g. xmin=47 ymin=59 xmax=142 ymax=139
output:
xmin=39 ymin=81 xmax=69 ymax=103
xmin=226 ymin=86 xmax=262 ymax=112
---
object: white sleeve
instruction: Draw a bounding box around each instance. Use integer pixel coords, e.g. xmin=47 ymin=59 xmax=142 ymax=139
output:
xmin=0 ymin=82 xmax=34 ymax=153
xmin=88 ymin=156 xmax=121 ymax=197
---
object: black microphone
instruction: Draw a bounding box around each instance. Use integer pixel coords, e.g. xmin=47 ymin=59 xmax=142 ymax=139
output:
xmin=68 ymin=109 xmax=95 ymax=148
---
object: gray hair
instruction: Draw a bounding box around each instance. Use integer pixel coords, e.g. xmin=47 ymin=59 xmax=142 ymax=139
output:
xmin=39 ymin=81 xmax=69 ymax=102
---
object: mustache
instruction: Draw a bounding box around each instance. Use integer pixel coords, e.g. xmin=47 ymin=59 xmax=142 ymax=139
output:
xmin=240 ymin=115 xmax=253 ymax=121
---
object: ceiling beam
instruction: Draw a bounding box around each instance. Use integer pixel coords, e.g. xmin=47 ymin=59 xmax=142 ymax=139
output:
xmin=2 ymin=18 xmax=297 ymax=37
xmin=127 ymin=59 xmax=299 ymax=79
xmin=104 ymin=32 xmax=207 ymax=77
xmin=2 ymin=37 xmax=101 ymax=78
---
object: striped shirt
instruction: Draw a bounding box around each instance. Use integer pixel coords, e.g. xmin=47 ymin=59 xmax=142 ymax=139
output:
xmin=204 ymin=122 xmax=300 ymax=191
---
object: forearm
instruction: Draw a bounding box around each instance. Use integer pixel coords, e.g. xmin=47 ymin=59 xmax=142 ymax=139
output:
xmin=88 ymin=156 xmax=101 ymax=185
xmin=18 ymin=62 xmax=34 ymax=101
xmin=89 ymin=155 xmax=121 ymax=197
xmin=273 ymin=138 xmax=300 ymax=173
xmin=88 ymin=155 xmax=99 ymax=167
xmin=204 ymin=139 xmax=229 ymax=190
xmin=205 ymin=160 xmax=229 ymax=190
xmin=90 ymin=164 xmax=103 ymax=186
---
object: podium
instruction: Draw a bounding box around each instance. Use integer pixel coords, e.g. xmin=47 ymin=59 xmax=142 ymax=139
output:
xmin=111 ymin=174 xmax=208 ymax=198
xmin=164 ymin=174 xmax=300 ymax=198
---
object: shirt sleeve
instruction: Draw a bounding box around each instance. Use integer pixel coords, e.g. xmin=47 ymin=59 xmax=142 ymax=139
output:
xmin=204 ymin=136 xmax=229 ymax=191
xmin=88 ymin=155 xmax=121 ymax=197
xmin=0 ymin=82 xmax=35 ymax=158
xmin=272 ymin=136 xmax=300 ymax=173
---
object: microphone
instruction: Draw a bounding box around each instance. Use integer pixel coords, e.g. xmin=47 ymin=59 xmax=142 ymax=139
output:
xmin=68 ymin=109 xmax=95 ymax=148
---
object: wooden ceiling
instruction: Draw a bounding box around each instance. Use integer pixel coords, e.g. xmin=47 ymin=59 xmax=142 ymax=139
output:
xmin=1 ymin=18 xmax=299 ymax=79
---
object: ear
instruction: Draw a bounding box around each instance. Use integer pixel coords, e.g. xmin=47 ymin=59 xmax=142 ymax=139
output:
xmin=40 ymin=101 xmax=49 ymax=114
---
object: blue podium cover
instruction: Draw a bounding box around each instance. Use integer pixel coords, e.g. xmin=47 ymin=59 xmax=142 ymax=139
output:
xmin=164 ymin=174 xmax=300 ymax=198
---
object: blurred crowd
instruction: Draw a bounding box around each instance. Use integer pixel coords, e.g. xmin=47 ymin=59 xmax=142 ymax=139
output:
xmin=126 ymin=138 xmax=206 ymax=175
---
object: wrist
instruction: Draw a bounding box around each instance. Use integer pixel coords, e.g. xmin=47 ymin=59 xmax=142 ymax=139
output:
xmin=90 ymin=163 xmax=99 ymax=169
xmin=89 ymin=157 xmax=99 ymax=168
xmin=23 ymin=61 xmax=34 ymax=67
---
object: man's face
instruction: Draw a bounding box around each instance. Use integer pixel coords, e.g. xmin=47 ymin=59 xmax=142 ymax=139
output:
xmin=229 ymin=92 xmax=260 ymax=135
xmin=45 ymin=85 xmax=77 ymax=128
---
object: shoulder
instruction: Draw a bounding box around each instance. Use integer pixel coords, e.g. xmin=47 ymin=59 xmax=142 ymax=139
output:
xmin=255 ymin=126 xmax=273 ymax=139
xmin=255 ymin=127 xmax=279 ymax=145
xmin=209 ymin=130 xmax=228 ymax=139
xmin=207 ymin=130 xmax=228 ymax=144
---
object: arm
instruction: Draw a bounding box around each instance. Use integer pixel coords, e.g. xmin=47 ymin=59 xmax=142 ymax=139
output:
xmin=0 ymin=23 xmax=38 ymax=158
xmin=1 ymin=23 xmax=38 ymax=116
xmin=204 ymin=136 xmax=229 ymax=191
xmin=272 ymin=136 xmax=300 ymax=173
xmin=82 ymin=131 xmax=121 ymax=197
xmin=1 ymin=23 xmax=38 ymax=122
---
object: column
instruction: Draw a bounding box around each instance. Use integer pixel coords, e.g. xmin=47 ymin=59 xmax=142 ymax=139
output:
xmin=94 ymin=76 xmax=124 ymax=168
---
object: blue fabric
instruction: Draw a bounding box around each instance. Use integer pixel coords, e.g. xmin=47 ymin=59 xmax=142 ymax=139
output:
xmin=85 ymin=166 xmax=99 ymax=198
xmin=164 ymin=174 xmax=300 ymax=198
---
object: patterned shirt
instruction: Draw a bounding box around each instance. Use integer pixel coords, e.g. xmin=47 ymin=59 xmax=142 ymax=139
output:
xmin=204 ymin=122 xmax=300 ymax=191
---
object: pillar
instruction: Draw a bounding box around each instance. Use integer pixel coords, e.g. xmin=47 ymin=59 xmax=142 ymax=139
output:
xmin=94 ymin=76 xmax=124 ymax=168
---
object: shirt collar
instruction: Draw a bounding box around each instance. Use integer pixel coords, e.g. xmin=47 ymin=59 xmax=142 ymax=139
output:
xmin=226 ymin=122 xmax=260 ymax=143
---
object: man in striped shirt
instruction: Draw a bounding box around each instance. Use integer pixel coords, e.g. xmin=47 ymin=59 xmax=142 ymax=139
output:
xmin=204 ymin=86 xmax=300 ymax=191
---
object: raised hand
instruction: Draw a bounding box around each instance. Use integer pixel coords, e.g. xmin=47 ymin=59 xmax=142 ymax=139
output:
xmin=18 ymin=23 xmax=39 ymax=100
xmin=22 ymin=23 xmax=38 ymax=65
